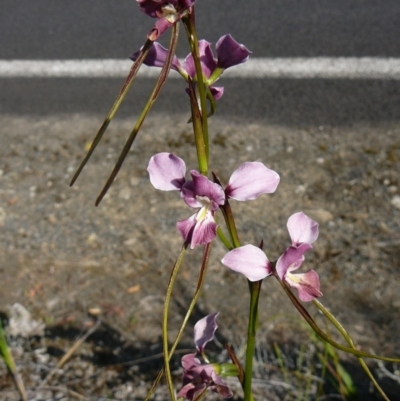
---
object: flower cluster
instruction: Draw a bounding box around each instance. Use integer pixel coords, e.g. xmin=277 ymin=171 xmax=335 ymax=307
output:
xmin=222 ymin=212 xmax=322 ymax=301
xmin=147 ymin=153 xmax=280 ymax=248
xmin=178 ymin=313 xmax=233 ymax=400
xmin=131 ymin=35 xmax=251 ymax=100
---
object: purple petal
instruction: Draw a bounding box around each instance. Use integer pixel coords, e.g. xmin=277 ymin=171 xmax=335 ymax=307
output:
xmin=176 ymin=212 xmax=218 ymax=248
xmin=148 ymin=18 xmax=173 ymax=41
xmin=182 ymin=40 xmax=217 ymax=79
xmin=210 ymin=371 xmax=233 ymax=398
xmin=147 ymin=153 xmax=186 ymax=191
xmin=210 ymin=86 xmax=224 ymax=100
xmin=181 ymin=181 xmax=201 ymax=208
xmin=177 ymin=383 xmax=202 ymax=401
xmin=188 ymin=171 xmax=225 ymax=210
xmin=287 ymin=212 xmax=319 ymax=246
xmin=194 ymin=313 xmax=218 ymax=352
xmin=216 ymin=34 xmax=251 ymax=70
xmin=137 ymin=0 xmax=196 ymax=18
xmin=225 ymin=162 xmax=280 ymax=201
xmin=275 ymin=244 xmax=312 ymax=279
xmin=190 ymin=211 xmax=218 ymax=248
xmin=130 ymin=42 xmax=181 ymax=71
xmin=176 ymin=214 xmax=197 ymax=243
xmin=285 ymin=270 xmax=322 ymax=302
xmin=221 ymin=244 xmax=272 ymax=281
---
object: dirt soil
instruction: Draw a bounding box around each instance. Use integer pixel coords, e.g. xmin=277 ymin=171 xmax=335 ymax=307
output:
xmin=0 ymin=113 xmax=400 ymax=400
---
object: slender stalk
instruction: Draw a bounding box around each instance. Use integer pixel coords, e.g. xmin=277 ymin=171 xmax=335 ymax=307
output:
xmin=275 ymin=275 xmax=400 ymax=362
xmin=187 ymin=79 xmax=208 ymax=174
xmin=182 ymin=11 xmax=210 ymax=163
xmin=220 ymin=200 xmax=241 ymax=248
xmin=145 ymin=243 xmax=212 ymax=401
xmin=163 ymin=244 xmax=187 ymax=401
xmin=216 ymin=226 xmax=233 ymax=250
xmin=244 ymin=280 xmax=262 ymax=401
xmin=313 ymin=299 xmax=390 ymax=401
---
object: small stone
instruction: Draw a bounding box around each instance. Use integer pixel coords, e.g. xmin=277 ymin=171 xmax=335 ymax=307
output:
xmin=391 ymin=195 xmax=400 ymax=210
xmin=0 ymin=206 xmax=5 ymax=226
xmin=119 ymin=188 xmax=131 ymax=200
xmin=304 ymin=209 xmax=334 ymax=223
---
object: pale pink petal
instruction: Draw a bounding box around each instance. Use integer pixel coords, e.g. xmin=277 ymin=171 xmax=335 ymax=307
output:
xmin=225 ymin=162 xmax=280 ymax=201
xmin=275 ymin=244 xmax=311 ymax=279
xmin=221 ymin=244 xmax=272 ymax=281
xmin=181 ymin=353 xmax=201 ymax=370
xmin=194 ymin=313 xmax=218 ymax=352
xmin=287 ymin=212 xmax=319 ymax=246
xmin=285 ymin=270 xmax=322 ymax=302
xmin=147 ymin=152 xmax=186 ymax=191
xmin=190 ymin=211 xmax=218 ymax=248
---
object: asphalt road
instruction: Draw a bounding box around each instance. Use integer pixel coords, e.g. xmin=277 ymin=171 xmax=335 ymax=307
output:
xmin=1 ymin=0 xmax=400 ymax=125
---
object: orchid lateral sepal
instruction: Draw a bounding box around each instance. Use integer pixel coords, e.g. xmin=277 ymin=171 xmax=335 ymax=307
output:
xmin=69 ymin=39 xmax=154 ymax=187
xmin=94 ymin=23 xmax=180 ymax=206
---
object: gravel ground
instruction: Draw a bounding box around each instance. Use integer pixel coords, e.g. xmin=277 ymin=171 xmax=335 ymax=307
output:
xmin=1 ymin=113 xmax=400 ymax=400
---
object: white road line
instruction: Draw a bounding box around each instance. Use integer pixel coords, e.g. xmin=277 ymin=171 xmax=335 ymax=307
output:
xmin=1 ymin=58 xmax=400 ymax=79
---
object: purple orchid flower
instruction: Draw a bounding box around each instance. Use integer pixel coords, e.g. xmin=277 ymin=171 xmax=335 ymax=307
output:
xmin=137 ymin=0 xmax=196 ymax=40
xmin=178 ymin=313 xmax=233 ymax=400
xmin=131 ymin=35 xmax=251 ymax=100
xmin=222 ymin=212 xmax=322 ymax=302
xmin=147 ymin=153 xmax=280 ymax=248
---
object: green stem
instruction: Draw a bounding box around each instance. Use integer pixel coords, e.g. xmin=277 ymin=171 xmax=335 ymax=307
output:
xmin=187 ymin=79 xmax=208 ymax=174
xmin=163 ymin=244 xmax=187 ymax=401
xmin=216 ymin=226 xmax=234 ymax=250
xmin=244 ymin=280 xmax=262 ymax=401
xmin=220 ymin=200 xmax=241 ymax=248
xmin=275 ymin=275 xmax=400 ymax=362
xmin=313 ymin=299 xmax=391 ymax=401
xmin=145 ymin=243 xmax=212 ymax=401
xmin=182 ymin=11 xmax=209 ymax=164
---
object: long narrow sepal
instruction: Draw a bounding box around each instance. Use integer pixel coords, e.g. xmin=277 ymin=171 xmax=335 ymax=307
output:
xmin=95 ymin=24 xmax=180 ymax=206
xmin=313 ymin=299 xmax=391 ymax=401
xmin=276 ymin=275 xmax=400 ymax=363
xmin=69 ymin=39 xmax=153 ymax=187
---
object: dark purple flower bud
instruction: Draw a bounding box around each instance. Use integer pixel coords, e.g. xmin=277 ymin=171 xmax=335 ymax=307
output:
xmin=137 ymin=0 xmax=196 ymax=19
xmin=216 ymin=34 xmax=251 ymax=70
xmin=130 ymin=42 xmax=181 ymax=71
